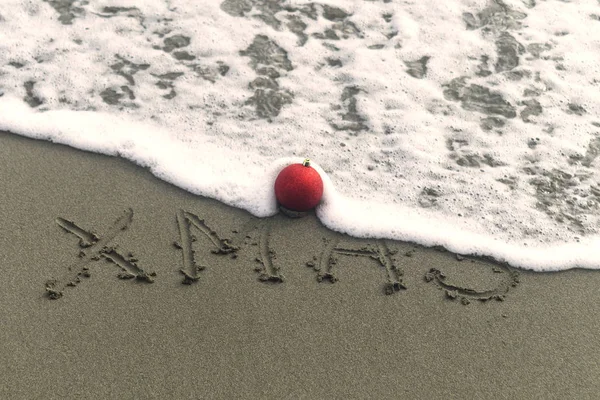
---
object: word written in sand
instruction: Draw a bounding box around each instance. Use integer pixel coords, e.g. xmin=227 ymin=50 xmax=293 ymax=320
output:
xmin=46 ymin=209 xmax=519 ymax=304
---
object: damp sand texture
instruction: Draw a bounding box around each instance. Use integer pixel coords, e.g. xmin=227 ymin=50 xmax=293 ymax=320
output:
xmin=2 ymin=132 xmax=600 ymax=398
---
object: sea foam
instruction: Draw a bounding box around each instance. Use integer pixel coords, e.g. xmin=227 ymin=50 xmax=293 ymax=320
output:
xmin=1 ymin=0 xmax=599 ymax=271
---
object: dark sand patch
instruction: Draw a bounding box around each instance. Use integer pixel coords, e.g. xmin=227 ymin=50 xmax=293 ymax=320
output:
xmin=1 ymin=131 xmax=600 ymax=398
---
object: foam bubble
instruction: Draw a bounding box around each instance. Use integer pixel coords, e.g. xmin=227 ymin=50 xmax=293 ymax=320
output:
xmin=1 ymin=0 xmax=600 ymax=271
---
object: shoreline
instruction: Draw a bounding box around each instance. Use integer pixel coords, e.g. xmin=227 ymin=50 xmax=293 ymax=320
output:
xmin=2 ymin=130 xmax=600 ymax=398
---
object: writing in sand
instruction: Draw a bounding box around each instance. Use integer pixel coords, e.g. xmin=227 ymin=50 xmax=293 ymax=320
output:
xmin=45 ymin=208 xmax=520 ymax=305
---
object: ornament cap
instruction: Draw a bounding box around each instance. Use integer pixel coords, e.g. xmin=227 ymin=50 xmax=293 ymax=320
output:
xmin=302 ymin=158 xmax=311 ymax=167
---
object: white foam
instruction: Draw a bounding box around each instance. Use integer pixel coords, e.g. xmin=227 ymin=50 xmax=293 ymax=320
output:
xmin=1 ymin=0 xmax=599 ymax=271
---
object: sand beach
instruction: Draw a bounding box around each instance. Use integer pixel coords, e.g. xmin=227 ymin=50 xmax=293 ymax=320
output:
xmin=1 ymin=130 xmax=600 ymax=398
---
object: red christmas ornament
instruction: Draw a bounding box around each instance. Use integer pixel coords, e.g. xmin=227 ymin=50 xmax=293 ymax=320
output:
xmin=274 ymin=159 xmax=324 ymax=211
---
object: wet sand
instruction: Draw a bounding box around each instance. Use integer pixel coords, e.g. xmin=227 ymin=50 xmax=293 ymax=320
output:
xmin=1 ymin=130 xmax=600 ymax=399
